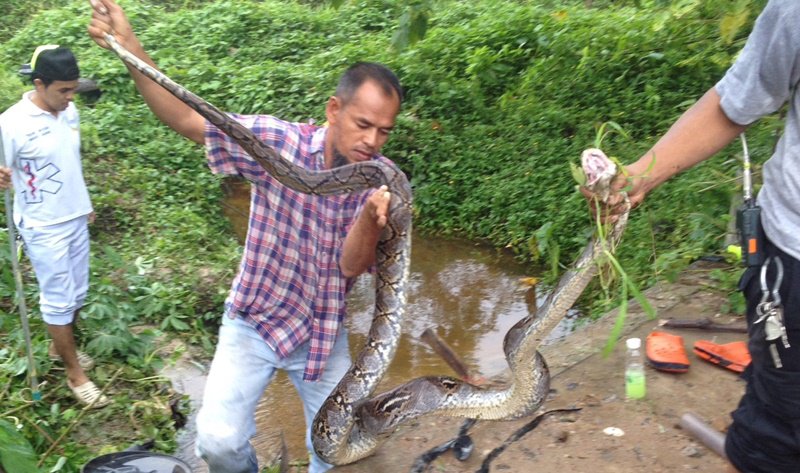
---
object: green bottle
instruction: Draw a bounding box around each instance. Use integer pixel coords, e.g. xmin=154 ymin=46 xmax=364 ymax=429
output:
xmin=625 ymin=337 xmax=646 ymax=399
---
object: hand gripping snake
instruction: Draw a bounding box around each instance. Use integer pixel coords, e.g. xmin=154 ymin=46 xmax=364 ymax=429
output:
xmin=102 ymin=34 xmax=630 ymax=466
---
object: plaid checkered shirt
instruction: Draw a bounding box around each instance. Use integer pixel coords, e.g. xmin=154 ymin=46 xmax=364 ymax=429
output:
xmin=205 ymin=114 xmax=390 ymax=381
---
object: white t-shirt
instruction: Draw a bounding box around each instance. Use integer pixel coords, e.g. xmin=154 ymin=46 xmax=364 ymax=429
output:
xmin=0 ymin=91 xmax=92 ymax=228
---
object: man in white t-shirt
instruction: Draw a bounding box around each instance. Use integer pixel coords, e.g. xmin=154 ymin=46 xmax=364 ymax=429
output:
xmin=0 ymin=46 xmax=109 ymax=408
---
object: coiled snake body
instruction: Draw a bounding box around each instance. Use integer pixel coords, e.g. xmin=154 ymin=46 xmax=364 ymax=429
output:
xmin=104 ymin=35 xmax=629 ymax=466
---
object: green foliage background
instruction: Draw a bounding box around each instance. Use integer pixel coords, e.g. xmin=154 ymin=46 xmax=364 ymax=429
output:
xmin=0 ymin=0 xmax=778 ymax=469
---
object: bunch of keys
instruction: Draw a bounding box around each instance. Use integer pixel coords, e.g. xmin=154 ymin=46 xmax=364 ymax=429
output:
xmin=754 ymin=256 xmax=789 ymax=368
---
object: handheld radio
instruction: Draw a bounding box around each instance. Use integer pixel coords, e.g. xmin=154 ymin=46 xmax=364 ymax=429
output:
xmin=735 ymin=133 xmax=764 ymax=267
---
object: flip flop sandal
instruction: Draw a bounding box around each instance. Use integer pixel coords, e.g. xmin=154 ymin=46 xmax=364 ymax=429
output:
xmin=693 ymin=340 xmax=751 ymax=374
xmin=68 ymin=380 xmax=111 ymax=409
xmin=49 ymin=351 xmax=95 ymax=371
xmin=645 ymin=331 xmax=690 ymax=373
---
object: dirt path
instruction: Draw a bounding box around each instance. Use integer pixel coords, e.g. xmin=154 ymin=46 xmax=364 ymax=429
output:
xmin=332 ymin=260 xmax=745 ymax=473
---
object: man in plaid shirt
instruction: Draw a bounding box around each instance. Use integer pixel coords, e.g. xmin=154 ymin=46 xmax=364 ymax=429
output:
xmin=89 ymin=1 xmax=402 ymax=472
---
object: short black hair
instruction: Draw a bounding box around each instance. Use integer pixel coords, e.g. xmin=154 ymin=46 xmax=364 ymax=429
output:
xmin=335 ymin=62 xmax=403 ymax=105
xmin=27 ymin=46 xmax=79 ymax=86
xmin=31 ymin=74 xmax=55 ymax=87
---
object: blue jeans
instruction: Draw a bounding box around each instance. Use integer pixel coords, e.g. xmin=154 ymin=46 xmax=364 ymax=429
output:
xmin=195 ymin=315 xmax=351 ymax=473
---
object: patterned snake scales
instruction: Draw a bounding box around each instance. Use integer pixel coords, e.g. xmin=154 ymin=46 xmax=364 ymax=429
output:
xmin=103 ymin=34 xmax=629 ymax=466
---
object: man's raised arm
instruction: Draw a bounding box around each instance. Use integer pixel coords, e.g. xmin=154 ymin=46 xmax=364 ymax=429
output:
xmin=88 ymin=0 xmax=205 ymax=144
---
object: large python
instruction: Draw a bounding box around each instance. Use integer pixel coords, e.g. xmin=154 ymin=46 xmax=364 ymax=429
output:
xmin=102 ymin=34 xmax=629 ymax=466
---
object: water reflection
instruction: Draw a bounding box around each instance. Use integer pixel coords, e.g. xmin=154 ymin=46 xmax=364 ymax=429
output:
xmin=347 ymin=239 xmax=535 ymax=381
xmin=256 ymin=236 xmax=538 ymax=461
xmin=218 ymin=178 xmax=564 ymax=463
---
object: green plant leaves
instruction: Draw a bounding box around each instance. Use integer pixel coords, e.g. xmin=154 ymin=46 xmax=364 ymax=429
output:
xmin=392 ymin=2 xmax=431 ymax=51
xmin=719 ymin=1 xmax=753 ymax=45
xmin=0 ymin=419 xmax=39 ymax=473
xmin=570 ymin=162 xmax=587 ymax=187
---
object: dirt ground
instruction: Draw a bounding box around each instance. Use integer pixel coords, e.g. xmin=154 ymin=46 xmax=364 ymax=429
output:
xmin=169 ymin=260 xmax=747 ymax=473
xmin=329 ymin=260 xmax=746 ymax=473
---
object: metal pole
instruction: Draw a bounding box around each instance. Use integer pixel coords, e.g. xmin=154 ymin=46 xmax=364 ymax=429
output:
xmin=680 ymin=412 xmax=727 ymax=459
xmin=0 ymin=129 xmax=41 ymax=401
xmin=741 ymin=133 xmax=752 ymax=203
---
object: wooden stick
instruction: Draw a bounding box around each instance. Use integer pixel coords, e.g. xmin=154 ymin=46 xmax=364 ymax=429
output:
xmin=0 ymin=392 xmax=52 ymax=418
xmin=21 ymin=412 xmax=56 ymax=446
xmin=37 ymin=367 xmax=123 ymax=467
xmin=659 ymin=318 xmax=747 ymax=333
xmin=420 ymin=328 xmax=473 ymax=381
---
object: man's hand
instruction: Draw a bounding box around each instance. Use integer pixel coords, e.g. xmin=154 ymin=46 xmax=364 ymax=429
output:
xmin=340 ymin=185 xmax=392 ymax=278
xmin=581 ymin=171 xmax=625 ymax=222
xmin=87 ymin=0 xmax=136 ymax=51
xmin=364 ymin=185 xmax=391 ymax=230
xmin=0 ymin=166 xmax=11 ymax=190
xmin=578 ymin=148 xmax=648 ymax=223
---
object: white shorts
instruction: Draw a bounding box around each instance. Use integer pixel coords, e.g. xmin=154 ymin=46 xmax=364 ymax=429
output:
xmin=17 ymin=216 xmax=90 ymax=325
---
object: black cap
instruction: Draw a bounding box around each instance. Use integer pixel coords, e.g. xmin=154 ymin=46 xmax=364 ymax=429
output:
xmin=31 ymin=46 xmax=80 ymax=81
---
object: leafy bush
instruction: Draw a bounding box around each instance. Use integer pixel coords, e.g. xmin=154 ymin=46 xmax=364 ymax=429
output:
xmin=389 ymin=0 xmax=774 ymax=297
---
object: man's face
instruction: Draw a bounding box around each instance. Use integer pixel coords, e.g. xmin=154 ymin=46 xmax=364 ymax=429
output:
xmin=325 ymin=79 xmax=400 ymax=167
xmin=34 ymin=78 xmax=79 ymax=114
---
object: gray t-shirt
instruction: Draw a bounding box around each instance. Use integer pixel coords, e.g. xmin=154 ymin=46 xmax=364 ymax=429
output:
xmin=716 ymin=0 xmax=800 ymax=260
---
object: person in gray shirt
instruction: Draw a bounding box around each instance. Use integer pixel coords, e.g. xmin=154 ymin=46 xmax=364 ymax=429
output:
xmin=585 ymin=1 xmax=800 ymax=471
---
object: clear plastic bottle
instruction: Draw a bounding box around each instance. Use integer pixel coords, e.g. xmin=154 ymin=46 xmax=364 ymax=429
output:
xmin=625 ymin=337 xmax=646 ymax=399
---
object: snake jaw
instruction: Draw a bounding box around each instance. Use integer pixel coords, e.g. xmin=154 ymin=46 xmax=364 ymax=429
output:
xmin=581 ymin=148 xmax=618 ymax=203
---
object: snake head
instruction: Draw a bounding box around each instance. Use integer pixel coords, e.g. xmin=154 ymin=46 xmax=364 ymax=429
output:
xmin=580 ymin=148 xmax=617 ymax=203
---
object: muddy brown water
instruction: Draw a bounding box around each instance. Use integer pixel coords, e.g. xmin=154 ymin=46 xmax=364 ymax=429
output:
xmin=169 ymin=178 xmax=577 ymax=470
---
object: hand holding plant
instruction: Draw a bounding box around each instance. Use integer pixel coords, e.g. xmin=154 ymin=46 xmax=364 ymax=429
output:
xmin=571 ymin=125 xmax=656 ymax=354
